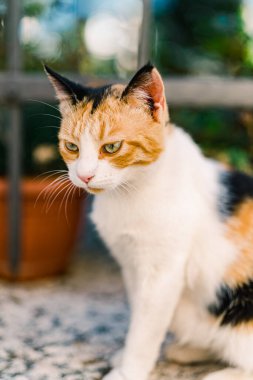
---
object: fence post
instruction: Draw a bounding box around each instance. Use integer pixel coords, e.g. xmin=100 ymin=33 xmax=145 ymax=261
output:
xmin=138 ymin=0 xmax=151 ymax=68
xmin=6 ymin=0 xmax=22 ymax=275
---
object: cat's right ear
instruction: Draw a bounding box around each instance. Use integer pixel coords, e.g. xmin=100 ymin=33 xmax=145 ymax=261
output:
xmin=44 ymin=65 xmax=87 ymax=115
xmin=121 ymin=63 xmax=167 ymax=122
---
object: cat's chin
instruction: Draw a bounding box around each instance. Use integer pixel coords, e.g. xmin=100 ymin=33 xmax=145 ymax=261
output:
xmin=86 ymin=186 xmax=104 ymax=194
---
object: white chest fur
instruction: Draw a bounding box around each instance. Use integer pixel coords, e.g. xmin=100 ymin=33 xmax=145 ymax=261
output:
xmin=90 ymin=128 xmax=236 ymax=301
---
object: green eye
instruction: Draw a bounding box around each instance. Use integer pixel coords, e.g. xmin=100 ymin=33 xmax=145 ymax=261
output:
xmin=65 ymin=141 xmax=79 ymax=152
xmin=103 ymin=141 xmax=122 ymax=154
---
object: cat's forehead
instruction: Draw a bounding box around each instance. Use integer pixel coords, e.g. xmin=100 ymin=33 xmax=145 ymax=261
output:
xmin=78 ymin=83 xmax=124 ymax=117
xmin=83 ymin=83 xmax=125 ymax=114
xmin=60 ymin=83 xmax=145 ymax=141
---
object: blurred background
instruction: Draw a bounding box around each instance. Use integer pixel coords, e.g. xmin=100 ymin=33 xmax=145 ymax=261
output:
xmin=1 ymin=0 xmax=253 ymax=279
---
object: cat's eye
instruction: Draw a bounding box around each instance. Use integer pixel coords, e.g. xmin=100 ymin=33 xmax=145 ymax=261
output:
xmin=102 ymin=141 xmax=122 ymax=154
xmin=65 ymin=141 xmax=79 ymax=153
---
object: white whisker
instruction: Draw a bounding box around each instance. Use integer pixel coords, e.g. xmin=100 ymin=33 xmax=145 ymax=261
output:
xmin=45 ymin=180 xmax=71 ymax=213
xmin=64 ymin=183 xmax=76 ymax=223
xmin=34 ymin=174 xmax=69 ymax=207
xmin=34 ymin=170 xmax=68 ymax=181
xmin=58 ymin=182 xmax=74 ymax=222
xmin=29 ymin=99 xmax=60 ymax=113
xmin=32 ymin=113 xmax=62 ymax=121
xmin=39 ymin=125 xmax=60 ymax=130
xmin=43 ymin=176 xmax=69 ymax=205
xmin=44 ymin=178 xmax=69 ymax=208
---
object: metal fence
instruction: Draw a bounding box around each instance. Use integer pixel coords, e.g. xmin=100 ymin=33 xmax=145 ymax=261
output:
xmin=1 ymin=0 xmax=253 ymax=275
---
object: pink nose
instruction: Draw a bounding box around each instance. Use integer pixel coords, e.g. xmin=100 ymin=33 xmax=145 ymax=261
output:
xmin=78 ymin=175 xmax=94 ymax=184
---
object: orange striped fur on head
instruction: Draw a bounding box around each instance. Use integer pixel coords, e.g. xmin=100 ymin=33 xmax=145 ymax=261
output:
xmin=45 ymin=64 xmax=170 ymax=170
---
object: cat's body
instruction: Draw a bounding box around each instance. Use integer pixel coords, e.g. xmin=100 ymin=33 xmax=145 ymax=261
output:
xmin=45 ymin=63 xmax=253 ymax=380
xmin=92 ymin=126 xmax=253 ymax=374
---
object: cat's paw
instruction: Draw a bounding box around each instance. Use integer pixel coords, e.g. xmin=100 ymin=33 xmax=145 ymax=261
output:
xmin=102 ymin=368 xmax=126 ymax=380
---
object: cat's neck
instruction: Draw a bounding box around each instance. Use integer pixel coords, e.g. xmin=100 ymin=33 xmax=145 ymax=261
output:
xmin=128 ymin=126 xmax=206 ymax=187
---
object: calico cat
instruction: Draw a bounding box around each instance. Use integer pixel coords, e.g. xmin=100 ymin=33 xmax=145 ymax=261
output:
xmin=45 ymin=63 xmax=253 ymax=380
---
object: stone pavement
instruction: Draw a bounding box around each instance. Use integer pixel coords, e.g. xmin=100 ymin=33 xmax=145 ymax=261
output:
xmin=0 ymin=253 xmax=223 ymax=380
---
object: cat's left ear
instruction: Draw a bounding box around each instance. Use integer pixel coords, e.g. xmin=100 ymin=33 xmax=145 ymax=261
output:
xmin=121 ymin=63 xmax=166 ymax=122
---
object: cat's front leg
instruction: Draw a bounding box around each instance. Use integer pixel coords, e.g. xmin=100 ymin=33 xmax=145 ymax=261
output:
xmin=103 ymin=254 xmax=186 ymax=380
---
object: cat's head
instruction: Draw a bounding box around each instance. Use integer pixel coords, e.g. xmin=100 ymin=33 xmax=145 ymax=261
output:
xmin=45 ymin=63 xmax=169 ymax=194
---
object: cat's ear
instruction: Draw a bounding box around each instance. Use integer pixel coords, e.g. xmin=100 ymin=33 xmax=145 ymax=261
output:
xmin=121 ymin=63 xmax=166 ymax=122
xmin=44 ymin=65 xmax=87 ymax=114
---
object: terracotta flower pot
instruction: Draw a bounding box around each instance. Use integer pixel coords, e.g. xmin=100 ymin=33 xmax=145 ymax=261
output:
xmin=0 ymin=177 xmax=84 ymax=280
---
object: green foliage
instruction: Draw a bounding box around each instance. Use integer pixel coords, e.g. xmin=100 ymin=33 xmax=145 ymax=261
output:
xmin=171 ymin=108 xmax=253 ymax=173
xmin=1 ymin=0 xmax=253 ymax=174
xmin=153 ymin=0 xmax=253 ymax=172
xmin=23 ymin=0 xmax=45 ymax=17
xmin=22 ymin=12 xmax=116 ymax=76
xmin=153 ymin=0 xmax=253 ymax=76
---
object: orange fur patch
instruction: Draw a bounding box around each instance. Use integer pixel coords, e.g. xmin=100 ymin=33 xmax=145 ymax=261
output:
xmin=58 ymin=85 xmax=168 ymax=168
xmin=224 ymin=199 xmax=253 ymax=287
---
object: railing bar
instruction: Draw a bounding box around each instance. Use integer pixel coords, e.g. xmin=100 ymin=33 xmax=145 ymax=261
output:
xmin=7 ymin=0 xmax=21 ymax=72
xmin=138 ymin=0 xmax=151 ymax=68
xmin=2 ymin=74 xmax=253 ymax=107
xmin=7 ymin=106 xmax=22 ymax=275
xmin=6 ymin=0 xmax=22 ymax=276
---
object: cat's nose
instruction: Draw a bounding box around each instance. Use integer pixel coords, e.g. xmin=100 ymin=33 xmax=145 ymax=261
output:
xmin=77 ymin=174 xmax=94 ymax=184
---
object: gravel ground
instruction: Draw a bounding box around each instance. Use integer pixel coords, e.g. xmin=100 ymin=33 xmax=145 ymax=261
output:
xmin=0 ymin=253 xmax=223 ymax=380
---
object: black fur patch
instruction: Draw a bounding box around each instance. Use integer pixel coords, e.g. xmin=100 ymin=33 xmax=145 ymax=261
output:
xmin=44 ymin=65 xmax=112 ymax=113
xmin=220 ymin=170 xmax=253 ymax=215
xmin=86 ymin=85 xmax=113 ymax=114
xmin=208 ymin=281 xmax=253 ymax=326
